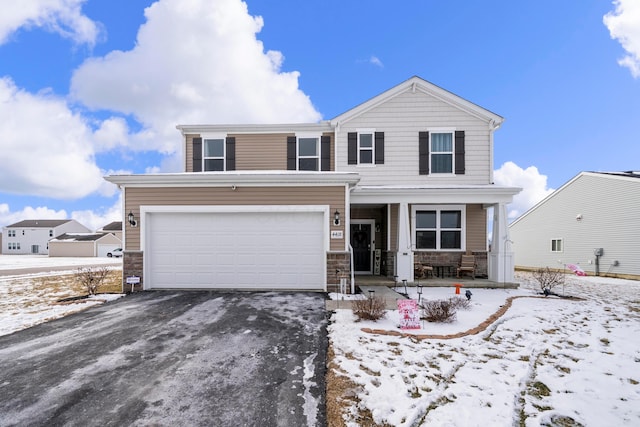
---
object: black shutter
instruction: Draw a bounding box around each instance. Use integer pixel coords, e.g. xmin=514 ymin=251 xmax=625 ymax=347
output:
xmin=321 ymin=135 xmax=331 ymax=171
xmin=375 ymin=132 xmax=384 ymax=164
xmin=287 ymin=136 xmax=297 ymax=170
xmin=455 ymin=131 xmax=465 ymax=174
xmin=419 ymin=132 xmax=429 ymax=175
xmin=193 ymin=137 xmax=202 ymax=172
xmin=347 ymin=132 xmax=357 ymax=165
xmin=226 ymin=137 xmax=236 ymax=171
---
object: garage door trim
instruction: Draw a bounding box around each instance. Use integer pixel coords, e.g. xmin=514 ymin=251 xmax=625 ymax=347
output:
xmin=140 ymin=205 xmax=330 ymax=290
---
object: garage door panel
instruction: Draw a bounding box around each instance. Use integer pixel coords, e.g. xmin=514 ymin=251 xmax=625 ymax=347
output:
xmin=146 ymin=211 xmax=325 ymax=290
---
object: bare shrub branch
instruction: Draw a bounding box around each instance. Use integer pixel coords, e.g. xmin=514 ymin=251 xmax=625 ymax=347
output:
xmin=533 ymin=267 xmax=565 ymax=295
xmin=75 ymin=266 xmax=109 ymax=296
xmin=449 ymin=296 xmax=471 ymax=310
xmin=352 ymin=296 xmax=387 ymax=321
xmin=421 ymin=299 xmax=457 ymax=323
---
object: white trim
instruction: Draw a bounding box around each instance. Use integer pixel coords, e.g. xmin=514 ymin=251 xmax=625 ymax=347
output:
xmin=411 ymin=204 xmax=467 ymax=251
xmin=105 ymin=172 xmax=361 ymax=188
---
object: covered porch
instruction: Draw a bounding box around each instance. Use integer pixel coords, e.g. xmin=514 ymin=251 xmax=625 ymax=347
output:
xmin=341 ymin=184 xmax=520 ymax=291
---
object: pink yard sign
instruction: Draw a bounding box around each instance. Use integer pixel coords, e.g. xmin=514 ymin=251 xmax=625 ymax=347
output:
xmin=398 ymin=299 xmax=421 ymax=330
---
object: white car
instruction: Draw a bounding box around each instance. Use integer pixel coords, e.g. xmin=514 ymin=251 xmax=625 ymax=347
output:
xmin=107 ymin=248 xmax=123 ymax=258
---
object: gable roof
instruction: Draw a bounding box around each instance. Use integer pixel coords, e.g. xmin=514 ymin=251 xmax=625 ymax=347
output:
xmin=7 ymin=219 xmax=72 ymax=228
xmin=510 ymin=171 xmax=640 ymax=227
xmin=330 ymin=76 xmax=504 ymax=128
xmin=100 ymin=221 xmax=123 ymax=231
xmin=50 ymin=233 xmax=110 ymax=242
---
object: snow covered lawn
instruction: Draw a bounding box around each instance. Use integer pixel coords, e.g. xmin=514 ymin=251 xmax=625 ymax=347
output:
xmin=0 ymin=255 xmax=124 ymax=336
xmin=328 ymin=273 xmax=640 ymax=426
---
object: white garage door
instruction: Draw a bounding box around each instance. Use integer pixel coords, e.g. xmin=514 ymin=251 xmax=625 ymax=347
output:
xmin=146 ymin=210 xmax=326 ymax=290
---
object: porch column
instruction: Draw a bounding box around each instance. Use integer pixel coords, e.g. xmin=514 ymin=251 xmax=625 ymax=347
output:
xmin=396 ymin=202 xmax=413 ymax=282
xmin=488 ymin=203 xmax=515 ymax=283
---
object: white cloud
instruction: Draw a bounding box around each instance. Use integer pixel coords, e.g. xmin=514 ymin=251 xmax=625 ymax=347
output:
xmin=604 ymin=0 xmax=640 ymax=78
xmin=0 ymin=0 xmax=101 ymax=46
xmin=370 ymin=56 xmax=384 ymax=68
xmin=0 ymin=77 xmax=108 ymax=199
xmin=0 ymin=203 xmax=67 ymax=228
xmin=493 ymin=162 xmax=555 ymax=220
xmin=0 ymin=196 xmax=122 ymax=232
xmin=69 ymin=195 xmax=123 ymax=231
xmin=70 ymin=0 xmax=321 ymax=156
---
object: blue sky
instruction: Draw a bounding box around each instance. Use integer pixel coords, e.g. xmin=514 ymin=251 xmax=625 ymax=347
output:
xmin=0 ymin=0 xmax=638 ymax=230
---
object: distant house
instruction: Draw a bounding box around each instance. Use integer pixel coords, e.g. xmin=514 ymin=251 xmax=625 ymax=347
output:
xmin=1 ymin=220 xmax=91 ymax=255
xmin=509 ymin=171 xmax=640 ymax=279
xmin=97 ymin=221 xmax=123 ymax=241
xmin=48 ymin=233 xmax=122 ymax=257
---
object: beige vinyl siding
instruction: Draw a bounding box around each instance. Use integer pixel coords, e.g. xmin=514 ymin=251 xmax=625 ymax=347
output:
xmin=49 ymin=241 xmax=94 ymax=257
xmin=232 ymin=133 xmax=290 ymax=170
xmin=510 ymin=174 xmax=640 ymax=277
xmin=125 ymin=186 xmax=345 ymax=251
xmin=465 ymin=204 xmax=487 ymax=252
xmin=186 ymin=132 xmax=336 ymax=172
xmin=336 ymin=89 xmax=492 ymax=186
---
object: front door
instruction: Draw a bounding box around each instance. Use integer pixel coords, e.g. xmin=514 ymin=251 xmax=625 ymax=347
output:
xmin=351 ymin=222 xmax=373 ymax=273
xmin=31 ymin=245 xmax=39 ymax=254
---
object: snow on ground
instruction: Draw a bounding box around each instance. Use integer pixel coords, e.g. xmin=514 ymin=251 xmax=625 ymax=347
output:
xmin=0 ymin=254 xmax=121 ymax=271
xmin=329 ymin=273 xmax=640 ymax=426
xmin=0 ymin=255 xmax=123 ymax=336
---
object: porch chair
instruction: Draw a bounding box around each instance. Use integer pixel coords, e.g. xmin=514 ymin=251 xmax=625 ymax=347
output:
xmin=414 ymin=262 xmax=434 ymax=279
xmin=456 ymin=255 xmax=476 ymax=279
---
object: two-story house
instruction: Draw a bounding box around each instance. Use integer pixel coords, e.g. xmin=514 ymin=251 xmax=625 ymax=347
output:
xmin=106 ymin=76 xmax=520 ymax=292
xmin=1 ymin=219 xmax=91 ymax=255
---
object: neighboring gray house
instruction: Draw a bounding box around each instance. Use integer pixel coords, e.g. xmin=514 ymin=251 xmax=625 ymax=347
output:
xmin=1 ymin=219 xmax=91 ymax=255
xmin=509 ymin=171 xmax=640 ymax=279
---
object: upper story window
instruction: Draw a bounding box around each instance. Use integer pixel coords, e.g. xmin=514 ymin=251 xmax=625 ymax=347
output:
xmin=430 ymin=132 xmax=453 ymax=174
xmin=551 ymin=238 xmax=563 ymax=252
xmin=8 ymin=230 xmax=15 ymax=237
xmin=192 ymin=136 xmax=235 ymax=172
xmin=358 ymin=132 xmax=374 ymax=164
xmin=204 ymin=138 xmax=225 ymax=171
xmin=298 ymin=137 xmax=319 ymax=171
xmin=419 ymin=130 xmax=465 ymax=175
xmin=413 ymin=205 xmax=465 ymax=250
xmin=287 ymin=134 xmax=330 ymax=171
xmin=347 ymin=131 xmax=384 ymax=165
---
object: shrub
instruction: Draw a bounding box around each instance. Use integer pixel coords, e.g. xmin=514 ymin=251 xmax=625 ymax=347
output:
xmin=75 ymin=266 xmax=110 ymax=296
xmin=421 ymin=299 xmax=457 ymax=323
xmin=352 ymin=296 xmax=387 ymax=321
xmin=449 ymin=296 xmax=471 ymax=310
xmin=533 ymin=267 xmax=565 ymax=295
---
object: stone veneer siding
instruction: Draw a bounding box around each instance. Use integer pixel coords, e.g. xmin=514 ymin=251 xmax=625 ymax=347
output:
xmin=327 ymin=251 xmax=351 ymax=292
xmin=123 ymin=251 xmax=144 ymax=292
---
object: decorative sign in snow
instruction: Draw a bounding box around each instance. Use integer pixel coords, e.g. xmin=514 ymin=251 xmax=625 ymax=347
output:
xmin=126 ymin=276 xmax=140 ymax=285
xmin=397 ymin=299 xmax=420 ymax=330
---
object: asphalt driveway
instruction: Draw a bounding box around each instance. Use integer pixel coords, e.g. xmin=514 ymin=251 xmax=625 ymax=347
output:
xmin=0 ymin=291 xmax=328 ymax=427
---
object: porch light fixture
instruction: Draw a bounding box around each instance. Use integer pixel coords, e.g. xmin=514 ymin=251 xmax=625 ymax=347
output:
xmin=127 ymin=210 xmax=138 ymax=228
xmin=333 ymin=210 xmax=341 ymax=226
